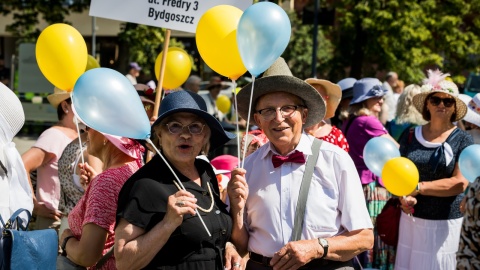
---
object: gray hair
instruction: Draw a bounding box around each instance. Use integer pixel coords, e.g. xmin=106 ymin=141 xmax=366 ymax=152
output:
xmin=184 ymin=75 xmax=201 ymax=88
xmin=395 ymin=84 xmax=427 ymax=125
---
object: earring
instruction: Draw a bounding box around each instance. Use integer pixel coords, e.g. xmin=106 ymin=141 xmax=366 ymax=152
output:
xmin=103 ymin=140 xmax=107 ymax=146
xmin=66 ymin=110 xmax=69 ymax=113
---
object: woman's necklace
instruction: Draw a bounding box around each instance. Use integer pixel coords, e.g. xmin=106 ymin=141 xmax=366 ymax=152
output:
xmin=172 ymin=180 xmax=215 ymax=213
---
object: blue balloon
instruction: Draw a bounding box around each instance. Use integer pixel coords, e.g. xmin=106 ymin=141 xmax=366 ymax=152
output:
xmin=459 ymin=144 xmax=480 ymax=183
xmin=363 ymin=137 xmax=400 ymax=177
xmin=72 ymin=68 xmax=151 ymax=139
xmin=237 ymin=2 xmax=291 ymax=77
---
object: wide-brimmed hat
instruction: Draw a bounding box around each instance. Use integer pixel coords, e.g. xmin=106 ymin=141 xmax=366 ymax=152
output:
xmin=237 ymin=58 xmax=325 ymax=127
xmin=459 ymin=93 xmax=480 ymax=126
xmin=305 ymin=78 xmax=342 ymax=119
xmin=152 ymin=90 xmax=235 ymax=151
xmin=0 ymin=83 xmax=24 ymax=141
xmin=47 ymin=87 xmax=71 ymax=109
xmin=350 ymin=78 xmax=387 ymax=105
xmin=134 ymin=84 xmax=155 ymax=105
xmin=206 ymin=76 xmax=223 ymax=90
xmin=412 ymin=70 xmax=467 ymax=121
xmin=337 ymin=78 xmax=357 ymax=99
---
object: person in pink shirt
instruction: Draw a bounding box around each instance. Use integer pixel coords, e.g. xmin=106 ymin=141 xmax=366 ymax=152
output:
xmin=58 ymin=126 xmax=144 ymax=269
xmin=22 ymin=87 xmax=78 ymax=230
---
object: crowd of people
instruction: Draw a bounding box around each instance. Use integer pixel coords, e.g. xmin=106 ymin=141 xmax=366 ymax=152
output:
xmin=1 ymin=55 xmax=480 ymax=270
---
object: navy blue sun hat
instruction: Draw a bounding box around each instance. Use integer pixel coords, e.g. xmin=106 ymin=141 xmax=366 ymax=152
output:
xmin=350 ymin=78 xmax=387 ymax=105
xmin=337 ymin=78 xmax=357 ymax=99
xmin=152 ymin=90 xmax=236 ymax=151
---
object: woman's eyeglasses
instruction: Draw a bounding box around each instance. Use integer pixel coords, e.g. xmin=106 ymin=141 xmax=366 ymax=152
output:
xmin=165 ymin=122 xmax=205 ymax=135
xmin=256 ymin=105 xmax=304 ymax=121
xmin=429 ymin=96 xmax=455 ymax=108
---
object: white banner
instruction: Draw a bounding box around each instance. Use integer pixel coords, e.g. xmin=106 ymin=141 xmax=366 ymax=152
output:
xmin=89 ymin=0 xmax=252 ymax=33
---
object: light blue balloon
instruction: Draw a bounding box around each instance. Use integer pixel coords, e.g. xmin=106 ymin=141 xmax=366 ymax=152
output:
xmin=237 ymin=2 xmax=291 ymax=77
xmin=363 ymin=137 xmax=400 ymax=177
xmin=72 ymin=68 xmax=151 ymax=139
xmin=459 ymin=144 xmax=480 ymax=183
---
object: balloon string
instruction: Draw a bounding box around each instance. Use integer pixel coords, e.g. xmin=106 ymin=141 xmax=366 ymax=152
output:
xmin=241 ymin=76 xmax=256 ymax=168
xmin=71 ymin=93 xmax=85 ymax=165
xmin=232 ymin=79 xmax=241 ymax=169
xmin=146 ymin=138 xmax=212 ymax=237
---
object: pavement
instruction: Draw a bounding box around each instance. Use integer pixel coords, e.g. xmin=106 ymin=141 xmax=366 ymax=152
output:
xmin=13 ymin=135 xmax=37 ymax=155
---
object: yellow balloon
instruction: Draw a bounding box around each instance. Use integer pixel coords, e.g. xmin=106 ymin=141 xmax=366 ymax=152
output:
xmin=85 ymin=55 xmax=100 ymax=71
xmin=196 ymin=5 xmax=246 ymax=80
xmin=381 ymin=157 xmax=419 ymax=196
xmin=216 ymin=95 xmax=231 ymax=114
xmin=36 ymin=23 xmax=87 ymax=92
xmin=155 ymin=47 xmax=192 ymax=90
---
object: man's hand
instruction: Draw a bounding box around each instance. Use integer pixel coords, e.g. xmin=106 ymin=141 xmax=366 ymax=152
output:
xmin=270 ymin=239 xmax=320 ymax=270
xmin=227 ymin=168 xmax=248 ymax=214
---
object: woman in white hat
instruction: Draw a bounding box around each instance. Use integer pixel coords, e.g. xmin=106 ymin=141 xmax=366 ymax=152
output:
xmin=396 ymin=70 xmax=473 ymax=270
xmin=304 ymin=78 xmax=349 ymax=152
xmin=21 ymin=87 xmax=78 ymax=230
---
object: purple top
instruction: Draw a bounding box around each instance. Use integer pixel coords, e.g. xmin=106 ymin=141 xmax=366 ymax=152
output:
xmin=342 ymin=115 xmax=387 ymax=185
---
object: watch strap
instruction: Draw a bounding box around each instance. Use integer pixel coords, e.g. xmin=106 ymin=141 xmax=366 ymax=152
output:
xmin=318 ymin=238 xmax=328 ymax=259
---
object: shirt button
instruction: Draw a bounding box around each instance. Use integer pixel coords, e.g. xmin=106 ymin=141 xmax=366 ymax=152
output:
xmin=215 ymin=210 xmax=221 ymax=215
xmin=221 ymin=229 xmax=227 ymax=234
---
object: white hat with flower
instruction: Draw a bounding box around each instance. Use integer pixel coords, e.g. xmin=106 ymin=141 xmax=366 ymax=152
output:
xmin=412 ymin=69 xmax=467 ymax=121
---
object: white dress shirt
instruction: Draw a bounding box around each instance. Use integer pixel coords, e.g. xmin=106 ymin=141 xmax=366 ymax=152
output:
xmin=243 ymin=133 xmax=372 ymax=257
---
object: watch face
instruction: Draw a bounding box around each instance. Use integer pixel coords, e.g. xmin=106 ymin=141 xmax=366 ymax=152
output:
xmin=320 ymin=238 xmax=329 ymax=247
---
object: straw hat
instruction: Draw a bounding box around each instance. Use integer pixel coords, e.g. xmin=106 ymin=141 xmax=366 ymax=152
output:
xmin=412 ymin=70 xmax=467 ymax=121
xmin=47 ymin=87 xmax=70 ymax=109
xmin=305 ymin=78 xmax=341 ymax=119
xmin=0 ymin=83 xmax=24 ymax=141
xmin=459 ymin=93 xmax=480 ymax=126
xmin=236 ymin=58 xmax=326 ymax=127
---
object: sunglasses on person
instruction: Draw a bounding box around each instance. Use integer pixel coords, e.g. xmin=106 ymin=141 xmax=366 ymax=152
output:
xmin=429 ymin=96 xmax=455 ymax=108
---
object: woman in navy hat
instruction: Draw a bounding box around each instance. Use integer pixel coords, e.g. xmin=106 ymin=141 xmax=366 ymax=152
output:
xmin=341 ymin=78 xmax=399 ymax=269
xmin=114 ymin=90 xmax=241 ymax=270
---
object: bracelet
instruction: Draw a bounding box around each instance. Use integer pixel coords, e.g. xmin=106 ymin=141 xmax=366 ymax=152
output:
xmin=417 ymin=182 xmax=422 ymax=194
xmin=61 ymin=236 xmax=76 ymax=257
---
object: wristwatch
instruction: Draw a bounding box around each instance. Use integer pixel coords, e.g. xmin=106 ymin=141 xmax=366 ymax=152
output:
xmin=318 ymin=238 xmax=329 ymax=259
xmin=61 ymin=236 xmax=75 ymax=256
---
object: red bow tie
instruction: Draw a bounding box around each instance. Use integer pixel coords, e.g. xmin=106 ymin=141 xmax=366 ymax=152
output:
xmin=272 ymin=151 xmax=306 ymax=168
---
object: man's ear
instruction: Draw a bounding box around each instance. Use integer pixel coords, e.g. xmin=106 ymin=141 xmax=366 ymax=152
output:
xmin=253 ymin=113 xmax=261 ymax=127
xmin=61 ymin=100 xmax=69 ymax=112
xmin=301 ymin=108 xmax=309 ymax=125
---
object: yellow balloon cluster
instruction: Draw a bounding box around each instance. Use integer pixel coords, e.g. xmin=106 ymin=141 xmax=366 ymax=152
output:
xmin=196 ymin=5 xmax=246 ymax=80
xmin=155 ymin=47 xmax=192 ymax=90
xmin=36 ymin=23 xmax=87 ymax=92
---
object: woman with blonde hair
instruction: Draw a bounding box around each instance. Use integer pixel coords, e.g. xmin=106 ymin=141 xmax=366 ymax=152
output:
xmin=386 ymin=84 xmax=428 ymax=141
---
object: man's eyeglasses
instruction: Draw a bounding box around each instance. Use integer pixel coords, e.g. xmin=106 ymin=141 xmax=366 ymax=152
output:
xmin=255 ymin=105 xmax=304 ymax=120
xmin=429 ymin=96 xmax=455 ymax=108
xmin=165 ymin=122 xmax=205 ymax=135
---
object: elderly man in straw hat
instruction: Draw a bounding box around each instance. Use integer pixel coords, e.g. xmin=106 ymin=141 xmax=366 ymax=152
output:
xmin=227 ymin=58 xmax=373 ymax=270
